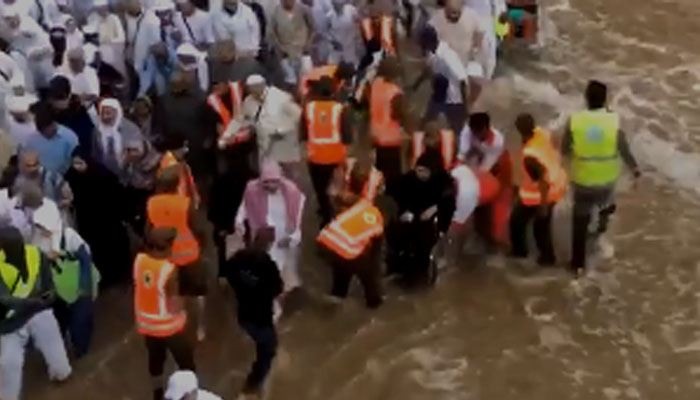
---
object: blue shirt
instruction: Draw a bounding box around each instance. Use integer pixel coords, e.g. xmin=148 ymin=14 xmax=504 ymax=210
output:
xmin=25 ymin=125 xmax=79 ymax=174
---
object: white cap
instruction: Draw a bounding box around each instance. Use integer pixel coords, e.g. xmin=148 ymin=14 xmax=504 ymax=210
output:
xmin=83 ymin=23 xmax=98 ymax=34
xmin=153 ymin=0 xmax=175 ymax=11
xmin=164 ymin=371 xmax=198 ymax=400
xmin=2 ymin=5 xmax=20 ymax=17
xmin=245 ymin=74 xmax=266 ymax=86
xmin=93 ymin=0 xmax=109 ymax=7
xmin=6 ymin=94 xmax=35 ymax=113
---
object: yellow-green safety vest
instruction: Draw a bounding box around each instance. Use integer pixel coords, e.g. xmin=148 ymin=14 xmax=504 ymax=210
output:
xmin=494 ymin=17 xmax=510 ymax=41
xmin=0 ymin=246 xmax=41 ymax=318
xmin=570 ymin=110 xmax=621 ymax=186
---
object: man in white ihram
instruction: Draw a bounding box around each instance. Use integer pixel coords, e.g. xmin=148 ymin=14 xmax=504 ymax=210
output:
xmin=165 ymin=370 xmax=223 ymax=400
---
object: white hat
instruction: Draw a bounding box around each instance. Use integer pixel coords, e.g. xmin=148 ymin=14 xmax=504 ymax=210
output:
xmin=93 ymin=0 xmax=109 ymax=7
xmin=164 ymin=371 xmax=198 ymax=400
xmin=153 ymin=0 xmax=175 ymax=11
xmin=2 ymin=5 xmax=20 ymax=18
xmin=6 ymin=94 xmax=35 ymax=113
xmin=245 ymin=74 xmax=266 ymax=86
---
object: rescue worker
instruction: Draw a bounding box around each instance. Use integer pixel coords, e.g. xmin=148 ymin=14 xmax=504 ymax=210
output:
xmin=359 ymin=1 xmax=397 ymax=57
xmin=509 ymin=114 xmax=567 ymax=266
xmin=0 ymin=226 xmax=72 ymax=400
xmin=367 ymin=56 xmax=408 ymax=187
xmin=299 ymin=61 xmax=355 ymax=101
xmin=562 ymin=81 xmax=640 ymax=276
xmin=206 ymin=78 xmax=250 ymax=150
xmin=460 ymin=112 xmax=513 ymax=246
xmin=328 ymin=154 xmax=385 ymax=217
xmin=158 ymin=137 xmax=201 ymax=209
xmin=301 ymin=76 xmax=353 ymax=226
xmin=410 ymin=119 xmax=457 ymax=171
xmin=318 ymin=163 xmax=384 ymax=308
xmin=133 ymin=227 xmax=195 ymax=400
xmin=147 ymin=167 xmax=208 ymax=341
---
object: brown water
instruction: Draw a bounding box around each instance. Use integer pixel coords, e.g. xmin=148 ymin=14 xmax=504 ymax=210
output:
xmin=23 ymin=0 xmax=700 ymax=399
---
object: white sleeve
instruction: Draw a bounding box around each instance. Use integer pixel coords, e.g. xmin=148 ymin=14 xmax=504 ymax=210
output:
xmin=111 ymin=15 xmax=126 ymax=43
xmin=443 ymin=48 xmax=467 ymax=83
xmin=86 ymin=68 xmax=100 ymax=96
xmin=246 ymin=7 xmax=261 ymax=51
xmin=288 ymin=193 xmax=305 ymax=245
xmin=64 ymin=227 xmax=90 ymax=254
xmin=458 ymin=125 xmax=472 ymax=159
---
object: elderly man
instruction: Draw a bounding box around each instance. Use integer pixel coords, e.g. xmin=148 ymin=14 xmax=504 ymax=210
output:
xmin=91 ymin=97 xmax=143 ymax=175
xmin=212 ymin=0 xmax=261 ymax=58
xmin=133 ymin=0 xmax=188 ymax=74
xmin=269 ymin=0 xmax=313 ymax=86
xmin=235 ymin=160 xmax=304 ymax=296
xmin=242 ymin=74 xmax=302 ymax=180
xmin=14 ymin=150 xmax=72 ymax=209
xmin=56 ymin=47 xmax=100 ymax=106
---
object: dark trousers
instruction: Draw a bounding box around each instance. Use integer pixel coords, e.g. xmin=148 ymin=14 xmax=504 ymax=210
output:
xmin=509 ymin=202 xmax=555 ymax=264
xmin=375 ymin=145 xmax=402 ymax=192
xmin=571 ymin=186 xmax=615 ymax=271
xmin=240 ymin=322 xmax=278 ymax=392
xmin=330 ymin=254 xmax=383 ymax=308
xmin=144 ymin=332 xmax=196 ymax=400
xmin=308 ymin=162 xmax=339 ymax=226
xmin=53 ymin=297 xmax=94 ymax=358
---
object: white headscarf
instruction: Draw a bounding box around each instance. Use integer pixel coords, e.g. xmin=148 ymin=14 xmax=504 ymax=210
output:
xmin=98 ymin=98 xmax=125 ymax=161
xmin=31 ymin=199 xmax=63 ymax=253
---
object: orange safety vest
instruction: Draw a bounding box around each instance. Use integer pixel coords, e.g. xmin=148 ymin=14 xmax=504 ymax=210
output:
xmin=519 ymin=127 xmax=567 ymax=206
xmin=411 ymin=129 xmax=456 ymax=170
xmin=133 ymin=253 xmax=186 ymax=338
xmin=158 ymin=152 xmax=201 ymax=209
xmin=300 ymin=65 xmax=338 ymax=98
xmin=344 ymin=158 xmax=384 ymax=202
xmin=206 ymin=82 xmax=251 ymax=147
xmin=147 ymin=194 xmax=201 ymax=266
xmin=305 ymin=100 xmax=347 ymax=165
xmin=317 ymin=198 xmax=384 ymax=260
xmin=369 ymin=78 xmax=403 ymax=147
xmin=360 ymin=16 xmax=395 ymax=55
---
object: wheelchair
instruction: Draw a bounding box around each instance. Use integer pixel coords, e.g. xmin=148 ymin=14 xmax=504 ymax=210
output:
xmin=386 ymin=217 xmax=440 ymax=286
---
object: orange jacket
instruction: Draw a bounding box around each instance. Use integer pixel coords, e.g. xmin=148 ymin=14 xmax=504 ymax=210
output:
xmin=133 ymin=253 xmax=186 ymax=337
xmin=369 ymin=78 xmax=403 ymax=147
xmin=411 ymin=129 xmax=456 ymax=170
xmin=206 ymin=82 xmax=251 ymax=147
xmin=519 ymin=128 xmax=567 ymax=206
xmin=318 ymin=198 xmax=384 ymax=260
xmin=360 ymin=16 xmax=396 ymax=55
xmin=305 ymin=100 xmax=347 ymax=165
xmin=159 ymin=152 xmax=201 ymax=209
xmin=300 ymin=65 xmax=338 ymax=98
xmin=147 ymin=194 xmax=201 ymax=266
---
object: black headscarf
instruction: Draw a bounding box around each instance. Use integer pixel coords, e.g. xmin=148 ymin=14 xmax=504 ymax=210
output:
xmin=0 ymin=227 xmax=28 ymax=282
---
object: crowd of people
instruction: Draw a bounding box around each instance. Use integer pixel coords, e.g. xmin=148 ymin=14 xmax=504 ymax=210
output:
xmin=0 ymin=0 xmax=641 ymax=399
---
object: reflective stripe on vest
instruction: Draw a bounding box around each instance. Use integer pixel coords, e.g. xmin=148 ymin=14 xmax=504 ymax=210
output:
xmin=306 ymin=101 xmax=347 ymax=164
xmin=317 ymin=199 xmax=383 ymax=260
xmin=361 ymin=17 xmax=395 ymax=55
xmin=207 ymin=82 xmax=249 ymax=147
xmin=134 ymin=253 xmax=186 ymax=337
xmin=519 ymin=128 xmax=567 ymax=205
xmin=411 ymin=130 xmax=455 ymax=170
xmin=570 ymin=110 xmax=621 ymax=186
xmin=158 ymin=154 xmax=201 ymax=208
xmin=363 ymin=168 xmax=384 ymax=201
xmin=147 ymin=194 xmax=201 ymax=266
xmin=0 ymin=246 xmax=41 ymax=317
xmin=370 ymin=78 xmax=402 ymax=147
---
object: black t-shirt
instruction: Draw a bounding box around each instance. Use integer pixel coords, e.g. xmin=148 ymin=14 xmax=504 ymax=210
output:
xmin=225 ymin=249 xmax=283 ymax=326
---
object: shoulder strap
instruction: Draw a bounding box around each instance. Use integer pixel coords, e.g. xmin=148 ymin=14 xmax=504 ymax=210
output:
xmin=182 ymin=14 xmax=196 ymax=42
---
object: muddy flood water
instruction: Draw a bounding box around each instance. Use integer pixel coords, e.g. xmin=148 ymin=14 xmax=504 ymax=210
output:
xmin=21 ymin=0 xmax=700 ymax=398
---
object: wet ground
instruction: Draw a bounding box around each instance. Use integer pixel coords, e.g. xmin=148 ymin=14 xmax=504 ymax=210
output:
xmin=19 ymin=0 xmax=700 ymax=398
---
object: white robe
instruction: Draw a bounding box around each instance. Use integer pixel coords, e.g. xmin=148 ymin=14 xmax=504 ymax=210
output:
xmin=325 ymin=4 xmax=361 ymax=66
xmin=235 ymin=190 xmax=306 ymax=290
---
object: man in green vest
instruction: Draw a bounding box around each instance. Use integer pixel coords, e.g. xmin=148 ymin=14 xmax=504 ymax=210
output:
xmin=562 ymin=80 xmax=641 ymax=277
xmin=0 ymin=226 xmax=72 ymax=400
